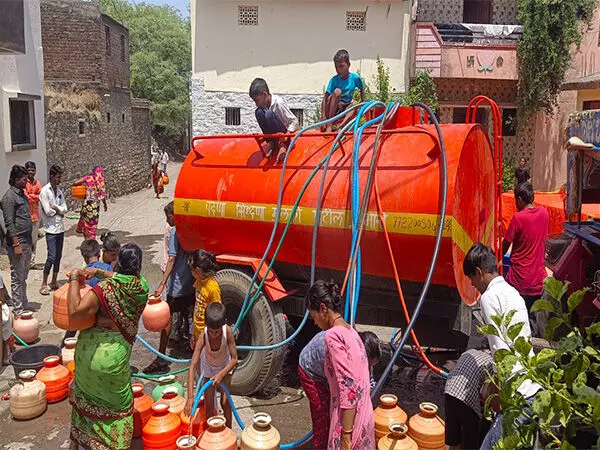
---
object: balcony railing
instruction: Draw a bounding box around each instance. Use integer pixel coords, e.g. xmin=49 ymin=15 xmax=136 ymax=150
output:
xmin=434 ymin=23 xmax=523 ymax=46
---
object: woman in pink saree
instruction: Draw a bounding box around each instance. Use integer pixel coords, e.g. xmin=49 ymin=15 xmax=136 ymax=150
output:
xmin=74 ymin=166 xmax=107 ymax=240
xmin=305 ymin=280 xmax=375 ymax=450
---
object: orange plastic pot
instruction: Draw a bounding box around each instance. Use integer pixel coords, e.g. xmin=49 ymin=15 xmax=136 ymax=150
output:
xmin=142 ymin=297 xmax=171 ymax=332
xmin=161 ymin=386 xmax=186 ymax=416
xmin=374 ymin=394 xmax=408 ymax=442
xmin=408 ymin=403 xmax=445 ymax=450
xmin=142 ymin=402 xmax=182 ymax=450
xmin=177 ymin=435 xmax=197 ymax=449
xmin=196 ymin=415 xmax=237 ymax=450
xmin=71 ymin=185 xmax=86 ymax=200
xmin=13 ymin=312 xmax=40 ymax=344
xmin=35 ymin=356 xmax=70 ymax=403
xmin=180 ymin=396 xmax=207 ymax=437
xmin=162 ymin=174 xmax=170 ymax=185
xmin=53 ymin=281 xmax=94 ymax=331
xmin=132 ymin=383 xmax=153 ymax=438
xmin=378 ymin=424 xmax=418 ymax=450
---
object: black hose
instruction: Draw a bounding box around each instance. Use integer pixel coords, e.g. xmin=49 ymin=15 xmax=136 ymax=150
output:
xmin=371 ymin=102 xmax=449 ymax=400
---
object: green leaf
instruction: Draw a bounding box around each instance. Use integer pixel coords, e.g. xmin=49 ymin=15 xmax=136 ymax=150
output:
xmin=493 ymin=348 xmax=513 ymax=364
xmin=507 ymin=322 xmax=525 ymax=341
xmin=514 ymin=336 xmax=532 ymax=357
xmin=531 ymin=299 xmax=556 ymax=313
xmin=563 ymin=354 xmax=584 ymax=387
xmin=586 ymin=322 xmax=600 ymax=339
xmin=557 ymin=333 xmax=583 ymax=356
xmin=567 ymin=288 xmax=588 ymax=313
xmin=533 ymin=348 xmax=557 ymax=365
xmin=560 ymin=440 xmax=576 ymax=450
xmin=533 ymin=390 xmax=552 ymax=417
xmin=491 ymin=313 xmax=503 ymax=329
xmin=583 ymin=346 xmax=599 ymax=357
xmin=544 ymin=277 xmax=569 ymax=304
xmin=478 ymin=324 xmax=499 ymax=337
xmin=545 ymin=317 xmax=564 ymax=340
xmin=502 ymin=310 xmax=518 ymax=328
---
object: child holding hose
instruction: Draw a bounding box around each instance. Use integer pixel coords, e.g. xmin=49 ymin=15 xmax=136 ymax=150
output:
xmin=185 ymin=302 xmax=238 ymax=427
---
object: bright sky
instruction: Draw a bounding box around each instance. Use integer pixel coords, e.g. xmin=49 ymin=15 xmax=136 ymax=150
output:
xmin=141 ymin=0 xmax=189 ymax=17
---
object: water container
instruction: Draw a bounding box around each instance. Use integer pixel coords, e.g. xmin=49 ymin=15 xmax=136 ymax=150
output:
xmin=408 ymin=402 xmax=445 ymax=450
xmin=161 ymin=386 xmax=186 ymax=416
xmin=35 ymin=356 xmax=70 ymax=403
xmin=53 ymin=282 xmax=94 ymax=331
xmin=13 ymin=312 xmax=39 ymax=344
xmin=241 ymin=412 xmax=281 ymax=450
xmin=374 ymin=394 xmax=408 ymax=442
xmin=152 ymin=375 xmax=184 ymax=401
xmin=142 ymin=402 xmax=182 ymax=450
xmin=142 ymin=297 xmax=171 ymax=332
xmin=61 ymin=337 xmax=77 ymax=367
xmin=177 ymin=435 xmax=197 ymax=449
xmin=196 ymin=415 xmax=237 ymax=450
xmin=132 ymin=383 xmax=153 ymax=438
xmin=378 ymin=424 xmax=418 ymax=450
xmin=180 ymin=396 xmax=207 ymax=438
xmin=10 ymin=369 xmax=47 ymax=420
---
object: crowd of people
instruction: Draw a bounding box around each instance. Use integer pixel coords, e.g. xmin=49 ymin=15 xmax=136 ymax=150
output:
xmin=0 ymin=58 xmax=553 ymax=450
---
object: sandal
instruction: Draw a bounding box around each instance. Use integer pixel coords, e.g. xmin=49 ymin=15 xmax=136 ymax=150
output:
xmin=39 ymin=286 xmax=50 ymax=296
xmin=142 ymin=358 xmax=170 ymax=374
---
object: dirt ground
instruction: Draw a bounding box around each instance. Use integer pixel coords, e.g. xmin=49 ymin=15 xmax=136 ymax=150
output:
xmin=0 ymin=162 xmax=455 ymax=449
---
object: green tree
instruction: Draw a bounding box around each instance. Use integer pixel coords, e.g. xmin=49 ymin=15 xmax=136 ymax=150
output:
xmin=403 ymin=70 xmax=438 ymax=112
xmin=101 ymin=0 xmax=191 ymax=139
xmin=517 ymin=0 xmax=597 ymax=122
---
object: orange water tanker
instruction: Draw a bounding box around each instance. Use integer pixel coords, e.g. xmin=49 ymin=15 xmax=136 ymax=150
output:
xmin=175 ymin=105 xmax=499 ymax=394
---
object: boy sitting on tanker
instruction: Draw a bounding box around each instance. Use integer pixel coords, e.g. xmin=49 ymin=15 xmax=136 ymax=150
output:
xmin=249 ymin=77 xmax=299 ymax=162
xmin=321 ymin=49 xmax=366 ymax=133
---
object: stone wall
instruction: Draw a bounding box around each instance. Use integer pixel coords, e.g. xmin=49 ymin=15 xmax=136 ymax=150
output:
xmin=102 ymin=14 xmax=130 ymax=91
xmin=191 ymin=77 xmax=321 ymax=136
xmin=45 ymin=89 xmax=151 ymax=204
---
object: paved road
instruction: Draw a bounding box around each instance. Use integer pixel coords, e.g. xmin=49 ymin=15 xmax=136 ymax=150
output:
xmin=0 ymin=162 xmax=453 ymax=449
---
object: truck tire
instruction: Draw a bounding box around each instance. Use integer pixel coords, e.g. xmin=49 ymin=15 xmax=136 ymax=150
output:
xmin=215 ymin=269 xmax=287 ymax=396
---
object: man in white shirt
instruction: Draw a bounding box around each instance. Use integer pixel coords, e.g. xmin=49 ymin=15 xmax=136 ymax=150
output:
xmin=161 ymin=151 xmax=169 ymax=174
xmin=249 ymin=77 xmax=299 ymax=161
xmin=463 ymin=242 xmax=541 ymax=449
xmin=39 ymin=165 xmax=68 ymax=295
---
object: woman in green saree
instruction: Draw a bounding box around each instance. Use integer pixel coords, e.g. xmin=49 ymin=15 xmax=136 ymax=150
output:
xmin=67 ymin=243 xmax=148 ymax=450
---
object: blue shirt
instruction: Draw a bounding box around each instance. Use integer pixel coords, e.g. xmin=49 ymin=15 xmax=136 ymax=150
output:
xmin=167 ymin=227 xmax=195 ymax=298
xmin=85 ymin=260 xmax=113 ymax=287
xmin=299 ymin=331 xmax=327 ymax=383
xmin=326 ymin=72 xmax=364 ymax=104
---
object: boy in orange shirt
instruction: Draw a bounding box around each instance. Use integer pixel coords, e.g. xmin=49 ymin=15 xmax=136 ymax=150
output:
xmin=188 ymin=249 xmax=222 ymax=349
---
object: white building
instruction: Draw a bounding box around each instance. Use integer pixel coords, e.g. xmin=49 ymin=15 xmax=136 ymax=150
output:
xmin=0 ymin=0 xmax=47 ymax=188
xmin=191 ymin=0 xmax=414 ymax=135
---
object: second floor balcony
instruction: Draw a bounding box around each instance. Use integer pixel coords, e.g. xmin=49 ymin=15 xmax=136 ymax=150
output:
xmin=412 ymin=22 xmax=522 ymax=80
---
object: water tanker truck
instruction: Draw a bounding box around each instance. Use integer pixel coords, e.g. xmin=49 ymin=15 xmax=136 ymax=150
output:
xmin=174 ymin=100 xmax=502 ymax=395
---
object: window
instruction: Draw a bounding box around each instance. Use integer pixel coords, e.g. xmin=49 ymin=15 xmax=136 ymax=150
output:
xmin=105 ymin=25 xmax=111 ymax=55
xmin=291 ymin=108 xmax=304 ymax=128
xmin=502 ymin=108 xmax=517 ymax=137
xmin=346 ymin=11 xmax=366 ymax=31
xmin=583 ymin=100 xmax=600 ymax=110
xmin=120 ymin=34 xmax=126 ymax=61
xmin=238 ymin=5 xmax=258 ymax=26
xmin=78 ymin=119 xmax=85 ymax=136
xmin=463 ymin=0 xmax=492 ymax=24
xmin=9 ymin=99 xmax=36 ymax=150
xmin=452 ymin=107 xmax=487 ymax=127
xmin=122 ymin=113 xmax=125 ymax=123
xmin=225 ymin=107 xmax=241 ymax=126
xmin=106 ymin=112 xmax=111 ymax=123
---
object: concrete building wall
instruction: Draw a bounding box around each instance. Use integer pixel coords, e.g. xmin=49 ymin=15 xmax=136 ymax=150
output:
xmin=0 ymin=0 xmax=47 ymax=191
xmin=191 ymin=0 xmax=412 ymax=135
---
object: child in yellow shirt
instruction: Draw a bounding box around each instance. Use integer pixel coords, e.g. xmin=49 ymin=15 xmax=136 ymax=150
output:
xmin=188 ymin=249 xmax=221 ymax=349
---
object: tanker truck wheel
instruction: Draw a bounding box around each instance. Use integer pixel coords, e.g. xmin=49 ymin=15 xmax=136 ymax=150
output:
xmin=215 ymin=269 xmax=286 ymax=396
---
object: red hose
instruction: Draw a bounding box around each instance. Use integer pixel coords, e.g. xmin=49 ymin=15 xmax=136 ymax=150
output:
xmin=374 ymin=171 xmax=446 ymax=376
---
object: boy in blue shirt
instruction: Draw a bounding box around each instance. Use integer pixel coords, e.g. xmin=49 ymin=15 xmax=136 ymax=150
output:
xmin=321 ymin=49 xmax=365 ymax=132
